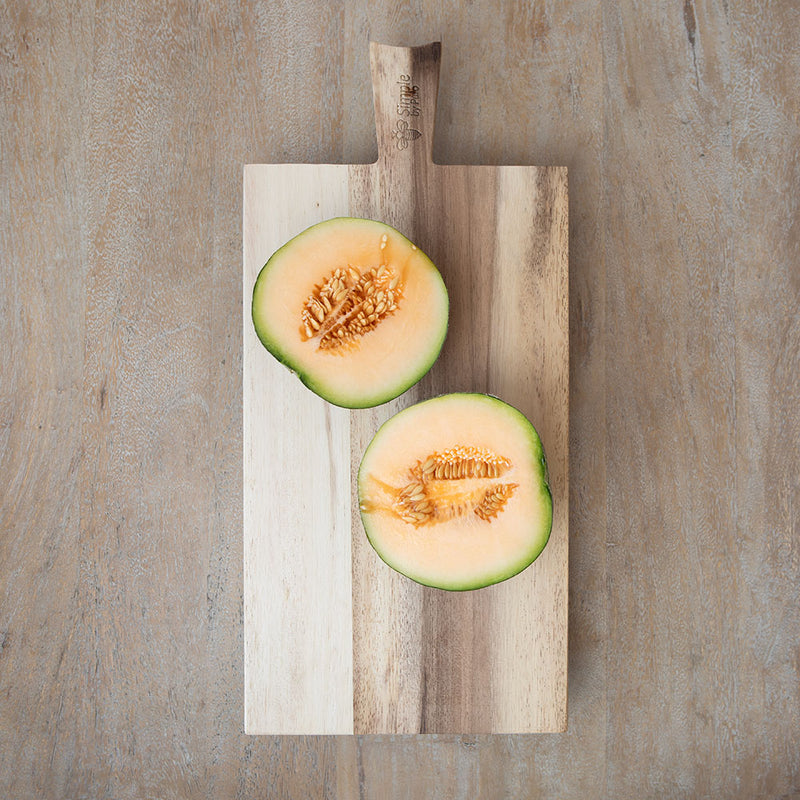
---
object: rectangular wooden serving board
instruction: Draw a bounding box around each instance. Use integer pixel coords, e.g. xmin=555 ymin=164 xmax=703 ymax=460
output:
xmin=243 ymin=42 xmax=568 ymax=734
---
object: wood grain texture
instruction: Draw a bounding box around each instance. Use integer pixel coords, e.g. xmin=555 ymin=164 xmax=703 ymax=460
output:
xmin=0 ymin=4 xmax=89 ymax=797
xmin=603 ymin=0 xmax=800 ymax=796
xmin=730 ymin=1 xmax=800 ymax=794
xmin=348 ymin=163 xmax=568 ymax=735
xmin=244 ymin=42 xmax=568 ymax=735
xmin=1 ymin=0 xmax=798 ymax=796
xmin=243 ymin=166 xmax=353 ymax=734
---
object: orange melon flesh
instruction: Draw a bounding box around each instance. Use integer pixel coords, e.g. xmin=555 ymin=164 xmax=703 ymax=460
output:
xmin=358 ymin=393 xmax=553 ymax=591
xmin=251 ymin=217 xmax=448 ymax=408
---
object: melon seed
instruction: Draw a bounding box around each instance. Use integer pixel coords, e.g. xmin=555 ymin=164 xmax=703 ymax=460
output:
xmin=301 ymin=264 xmax=405 ymax=349
xmin=394 ymin=446 xmax=516 ymax=527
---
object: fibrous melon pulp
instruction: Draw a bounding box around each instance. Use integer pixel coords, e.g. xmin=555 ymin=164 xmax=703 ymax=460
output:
xmin=358 ymin=393 xmax=553 ymax=591
xmin=251 ymin=217 xmax=448 ymax=408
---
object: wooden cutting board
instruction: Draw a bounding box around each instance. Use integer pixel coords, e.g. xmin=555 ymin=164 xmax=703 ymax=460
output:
xmin=243 ymin=42 xmax=568 ymax=735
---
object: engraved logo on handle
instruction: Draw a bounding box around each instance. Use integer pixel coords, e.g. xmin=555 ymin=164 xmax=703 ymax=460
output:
xmin=393 ymin=74 xmax=421 ymax=150
xmin=392 ymin=119 xmax=422 ymax=150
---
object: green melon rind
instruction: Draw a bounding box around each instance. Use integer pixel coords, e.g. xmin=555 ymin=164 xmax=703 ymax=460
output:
xmin=251 ymin=217 xmax=449 ymax=409
xmin=357 ymin=392 xmax=553 ymax=591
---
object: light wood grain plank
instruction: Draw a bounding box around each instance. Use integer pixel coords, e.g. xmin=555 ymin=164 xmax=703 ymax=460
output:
xmin=243 ymin=165 xmax=353 ymax=735
xmin=486 ymin=165 xmax=569 ymax=732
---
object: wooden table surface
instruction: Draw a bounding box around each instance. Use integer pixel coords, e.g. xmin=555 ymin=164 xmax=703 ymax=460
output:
xmin=1 ymin=1 xmax=797 ymax=797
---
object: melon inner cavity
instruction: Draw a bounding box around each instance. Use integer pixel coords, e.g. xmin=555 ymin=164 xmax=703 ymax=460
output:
xmin=300 ymin=261 xmax=404 ymax=352
xmin=371 ymin=445 xmax=520 ymax=527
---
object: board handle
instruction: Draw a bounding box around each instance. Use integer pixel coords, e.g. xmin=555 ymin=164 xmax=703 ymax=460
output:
xmin=370 ymin=41 xmax=441 ymax=166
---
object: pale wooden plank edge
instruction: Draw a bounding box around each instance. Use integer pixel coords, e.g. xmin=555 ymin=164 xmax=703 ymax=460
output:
xmin=243 ymin=165 xmax=354 ymax=734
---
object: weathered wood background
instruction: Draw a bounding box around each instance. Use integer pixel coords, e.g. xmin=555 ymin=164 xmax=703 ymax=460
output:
xmin=1 ymin=0 xmax=797 ymax=797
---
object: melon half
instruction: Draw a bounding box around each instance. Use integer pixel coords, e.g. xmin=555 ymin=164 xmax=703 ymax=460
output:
xmin=358 ymin=393 xmax=553 ymax=591
xmin=251 ymin=217 xmax=449 ymax=408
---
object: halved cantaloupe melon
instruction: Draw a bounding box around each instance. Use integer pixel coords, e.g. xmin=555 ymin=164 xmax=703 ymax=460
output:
xmin=251 ymin=217 xmax=448 ymax=408
xmin=358 ymin=393 xmax=553 ymax=591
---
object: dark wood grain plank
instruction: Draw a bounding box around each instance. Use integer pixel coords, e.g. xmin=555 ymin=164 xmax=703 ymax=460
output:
xmin=343 ymin=0 xmax=605 ymax=789
xmin=2 ymin=0 xmax=346 ymax=797
xmin=73 ymin=4 xmax=234 ymax=795
xmin=340 ymin=43 xmax=569 ymax=734
xmin=603 ymin=0 xmax=742 ymax=796
xmin=730 ymin=0 xmax=800 ymax=794
xmin=0 ymin=4 xmax=90 ymax=798
xmin=347 ymin=41 xmax=442 ymax=736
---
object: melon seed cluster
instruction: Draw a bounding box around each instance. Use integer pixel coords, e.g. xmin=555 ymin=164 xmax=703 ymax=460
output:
xmin=393 ymin=445 xmax=518 ymax=526
xmin=300 ymin=264 xmax=402 ymax=351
